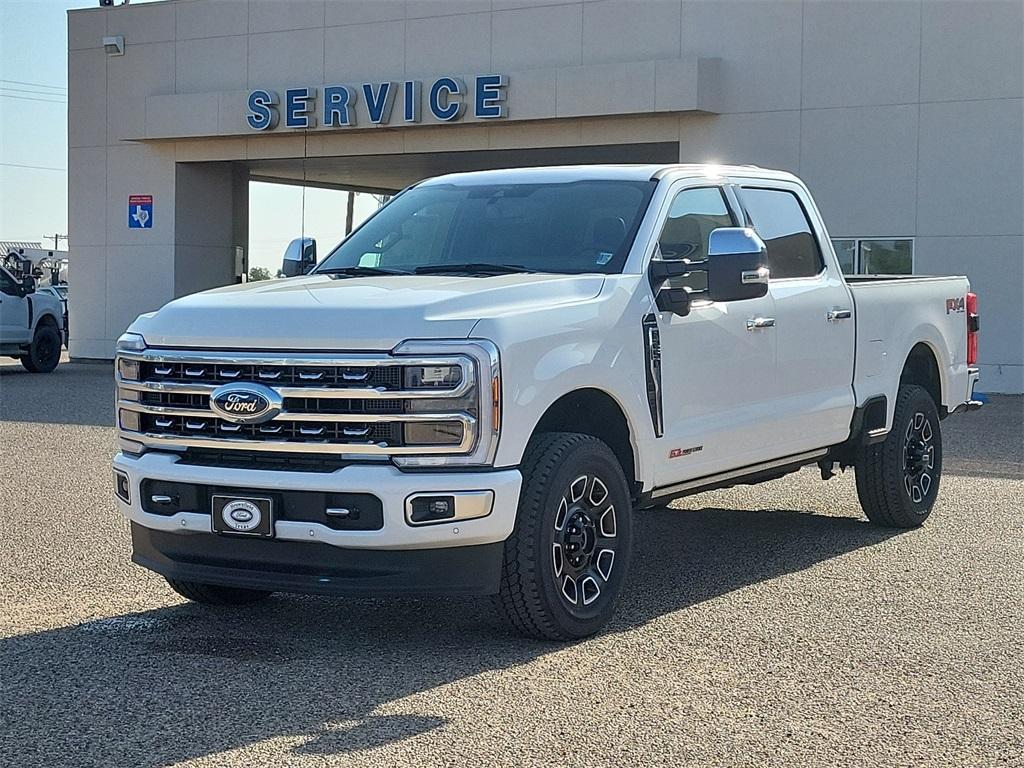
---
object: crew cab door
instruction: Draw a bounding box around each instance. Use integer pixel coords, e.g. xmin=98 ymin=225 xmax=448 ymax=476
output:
xmin=0 ymin=269 xmax=30 ymax=345
xmin=733 ymin=181 xmax=856 ymax=450
xmin=648 ymin=183 xmax=780 ymax=486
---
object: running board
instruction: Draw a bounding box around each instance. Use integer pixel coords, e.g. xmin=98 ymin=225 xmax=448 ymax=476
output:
xmin=648 ymin=448 xmax=830 ymax=503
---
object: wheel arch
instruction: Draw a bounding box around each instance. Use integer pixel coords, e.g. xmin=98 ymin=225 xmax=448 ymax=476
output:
xmin=528 ymin=388 xmax=643 ymax=497
xmin=900 ymin=341 xmax=943 ymax=412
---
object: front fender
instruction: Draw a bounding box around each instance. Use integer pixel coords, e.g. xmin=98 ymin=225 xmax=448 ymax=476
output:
xmin=478 ymin=276 xmax=657 ymax=486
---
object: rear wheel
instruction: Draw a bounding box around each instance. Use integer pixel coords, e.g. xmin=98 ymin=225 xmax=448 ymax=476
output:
xmin=496 ymin=433 xmax=632 ymax=640
xmin=165 ymin=578 xmax=273 ymax=606
xmin=855 ymin=384 xmax=942 ymax=528
xmin=20 ymin=322 xmax=61 ymax=373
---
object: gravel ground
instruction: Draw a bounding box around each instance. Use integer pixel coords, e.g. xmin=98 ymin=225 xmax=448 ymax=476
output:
xmin=1 ymin=357 xmax=1021 ymax=768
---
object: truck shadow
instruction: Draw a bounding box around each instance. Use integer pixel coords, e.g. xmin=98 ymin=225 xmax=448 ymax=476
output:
xmin=1 ymin=506 xmax=897 ymax=767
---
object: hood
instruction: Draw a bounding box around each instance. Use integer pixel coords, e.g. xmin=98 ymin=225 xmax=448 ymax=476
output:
xmin=131 ymin=273 xmax=606 ymax=350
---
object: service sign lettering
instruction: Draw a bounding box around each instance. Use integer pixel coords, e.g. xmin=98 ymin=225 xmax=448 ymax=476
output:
xmin=247 ymin=75 xmax=507 ymax=131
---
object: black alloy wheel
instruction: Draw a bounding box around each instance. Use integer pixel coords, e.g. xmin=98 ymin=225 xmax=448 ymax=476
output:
xmin=902 ymin=409 xmax=936 ymax=504
xmin=552 ymin=473 xmax=619 ymax=614
xmin=856 ymin=384 xmax=943 ymax=528
xmin=20 ymin=323 xmax=62 ymax=373
xmin=496 ymin=432 xmax=633 ymax=640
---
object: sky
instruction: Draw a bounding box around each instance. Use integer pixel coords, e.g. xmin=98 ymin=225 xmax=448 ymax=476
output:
xmin=0 ymin=0 xmax=378 ymax=274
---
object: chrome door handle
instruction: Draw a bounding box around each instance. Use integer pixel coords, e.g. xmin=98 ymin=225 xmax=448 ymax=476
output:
xmin=746 ymin=317 xmax=776 ymax=330
xmin=827 ymin=308 xmax=852 ymax=321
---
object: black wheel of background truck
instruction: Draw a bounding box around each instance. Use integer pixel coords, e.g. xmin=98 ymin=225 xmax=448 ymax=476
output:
xmin=855 ymin=384 xmax=942 ymax=528
xmin=165 ymin=578 xmax=273 ymax=606
xmin=496 ymin=432 xmax=633 ymax=640
xmin=20 ymin=322 xmax=61 ymax=373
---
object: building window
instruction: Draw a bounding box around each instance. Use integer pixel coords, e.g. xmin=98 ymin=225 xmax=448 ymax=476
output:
xmin=831 ymin=238 xmax=914 ymax=275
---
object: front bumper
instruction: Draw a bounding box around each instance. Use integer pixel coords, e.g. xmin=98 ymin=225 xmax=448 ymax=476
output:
xmin=113 ymin=451 xmax=522 ymax=595
xmin=131 ymin=524 xmax=505 ymax=596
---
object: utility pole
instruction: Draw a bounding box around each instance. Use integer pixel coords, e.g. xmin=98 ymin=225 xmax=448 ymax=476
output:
xmin=47 ymin=233 xmax=68 ymax=251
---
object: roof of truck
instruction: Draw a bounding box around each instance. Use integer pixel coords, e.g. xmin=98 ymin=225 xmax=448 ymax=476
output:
xmin=420 ymin=164 xmax=800 ymax=186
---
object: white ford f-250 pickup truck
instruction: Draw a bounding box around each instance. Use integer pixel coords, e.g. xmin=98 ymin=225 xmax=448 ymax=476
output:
xmin=113 ymin=164 xmax=982 ymax=639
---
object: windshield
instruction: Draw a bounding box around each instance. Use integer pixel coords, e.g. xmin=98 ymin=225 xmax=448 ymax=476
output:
xmin=316 ymin=180 xmax=656 ymax=275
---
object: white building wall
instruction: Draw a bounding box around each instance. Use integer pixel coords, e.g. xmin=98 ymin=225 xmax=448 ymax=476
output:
xmin=68 ymin=0 xmax=1023 ymax=391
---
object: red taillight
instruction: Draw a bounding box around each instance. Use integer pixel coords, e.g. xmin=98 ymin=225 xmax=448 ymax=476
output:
xmin=966 ymin=291 xmax=979 ymax=366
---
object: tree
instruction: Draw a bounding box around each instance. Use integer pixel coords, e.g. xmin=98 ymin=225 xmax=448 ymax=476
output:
xmin=248 ymin=266 xmax=273 ymax=282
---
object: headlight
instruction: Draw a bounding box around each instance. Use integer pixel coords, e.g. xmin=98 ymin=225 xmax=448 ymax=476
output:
xmin=404 ymin=365 xmax=462 ymax=389
xmin=116 ymin=333 xmax=146 ymax=381
xmin=118 ymin=408 xmax=141 ymax=432
xmin=404 ymin=421 xmax=465 ymax=446
xmin=116 ymin=332 xmax=147 ymax=353
xmin=117 ymin=358 xmax=141 ymax=381
xmin=392 ymin=339 xmax=501 ymax=467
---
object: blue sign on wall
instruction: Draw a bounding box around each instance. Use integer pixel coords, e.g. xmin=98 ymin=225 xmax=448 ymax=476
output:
xmin=246 ymin=75 xmax=507 ymax=131
xmin=128 ymin=194 xmax=153 ymax=229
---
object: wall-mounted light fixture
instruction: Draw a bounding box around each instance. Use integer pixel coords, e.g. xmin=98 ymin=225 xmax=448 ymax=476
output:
xmin=102 ymin=35 xmax=125 ymax=56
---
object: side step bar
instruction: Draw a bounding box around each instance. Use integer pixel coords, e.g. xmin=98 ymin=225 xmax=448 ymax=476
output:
xmin=646 ymin=448 xmax=829 ymax=506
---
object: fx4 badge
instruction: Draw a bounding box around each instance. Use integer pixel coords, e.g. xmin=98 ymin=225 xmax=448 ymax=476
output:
xmin=946 ymin=297 xmax=965 ymax=314
xmin=669 ymin=445 xmax=703 ymax=459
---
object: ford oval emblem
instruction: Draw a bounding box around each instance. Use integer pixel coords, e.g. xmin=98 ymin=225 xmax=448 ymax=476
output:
xmin=209 ymin=382 xmax=282 ymax=424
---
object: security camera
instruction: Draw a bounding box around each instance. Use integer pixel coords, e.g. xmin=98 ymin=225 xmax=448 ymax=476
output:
xmin=99 ymin=0 xmax=114 ymax=6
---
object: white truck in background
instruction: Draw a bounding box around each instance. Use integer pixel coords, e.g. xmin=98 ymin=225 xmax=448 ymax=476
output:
xmin=1 ymin=253 xmax=64 ymax=372
xmin=113 ymin=164 xmax=981 ymax=639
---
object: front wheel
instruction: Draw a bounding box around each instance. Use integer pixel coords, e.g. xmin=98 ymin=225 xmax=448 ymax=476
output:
xmin=20 ymin=323 xmax=62 ymax=373
xmin=496 ymin=433 xmax=633 ymax=640
xmin=855 ymin=384 xmax=942 ymax=528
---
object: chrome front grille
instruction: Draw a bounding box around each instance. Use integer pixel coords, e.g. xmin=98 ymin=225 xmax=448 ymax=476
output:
xmin=137 ymin=413 xmax=405 ymax=444
xmin=116 ymin=349 xmax=477 ymax=456
xmin=139 ymin=360 xmax=404 ymax=389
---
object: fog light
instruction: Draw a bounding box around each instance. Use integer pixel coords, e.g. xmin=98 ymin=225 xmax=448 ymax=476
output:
xmin=404 ymin=421 xmax=463 ymax=446
xmin=119 ymin=408 xmax=141 ymax=432
xmin=118 ymin=358 xmax=141 ymax=381
xmin=408 ymin=495 xmax=456 ymax=524
xmin=114 ymin=470 xmax=131 ymax=503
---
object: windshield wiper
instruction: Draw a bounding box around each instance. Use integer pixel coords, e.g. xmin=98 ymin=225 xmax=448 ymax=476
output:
xmin=413 ymin=263 xmax=536 ymax=275
xmin=316 ymin=266 xmax=411 ymax=277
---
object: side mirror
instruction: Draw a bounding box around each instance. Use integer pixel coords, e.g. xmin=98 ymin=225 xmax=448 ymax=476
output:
xmin=21 ymin=275 xmax=36 ymax=295
xmin=648 ymin=259 xmax=693 ymax=317
xmin=705 ymin=227 xmax=769 ymax=302
xmin=280 ymin=237 xmax=316 ymax=278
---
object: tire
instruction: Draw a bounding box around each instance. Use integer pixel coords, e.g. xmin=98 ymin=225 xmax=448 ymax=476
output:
xmin=20 ymin=322 xmax=61 ymax=373
xmin=165 ymin=578 xmax=273 ymax=606
xmin=496 ymin=433 xmax=633 ymax=640
xmin=855 ymin=384 xmax=942 ymax=528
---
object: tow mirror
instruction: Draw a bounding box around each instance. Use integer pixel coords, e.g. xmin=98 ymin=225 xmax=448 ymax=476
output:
xmin=280 ymin=237 xmax=316 ymax=278
xmin=648 ymin=258 xmax=693 ymax=317
xmin=705 ymin=227 xmax=769 ymax=302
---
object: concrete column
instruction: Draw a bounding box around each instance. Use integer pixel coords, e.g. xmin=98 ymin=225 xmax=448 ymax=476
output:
xmin=173 ymin=162 xmax=247 ymax=298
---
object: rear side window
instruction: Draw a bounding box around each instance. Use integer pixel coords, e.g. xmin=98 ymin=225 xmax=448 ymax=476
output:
xmin=740 ymin=188 xmax=824 ymax=279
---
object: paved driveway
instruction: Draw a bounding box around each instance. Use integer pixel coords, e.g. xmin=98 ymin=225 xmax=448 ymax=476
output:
xmin=1 ymin=358 xmax=1021 ymax=767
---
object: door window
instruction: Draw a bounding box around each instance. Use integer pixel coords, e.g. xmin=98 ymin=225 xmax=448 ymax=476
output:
xmin=740 ymin=188 xmax=824 ymax=279
xmin=0 ymin=270 xmax=20 ymax=296
xmin=655 ymin=186 xmax=734 ymax=292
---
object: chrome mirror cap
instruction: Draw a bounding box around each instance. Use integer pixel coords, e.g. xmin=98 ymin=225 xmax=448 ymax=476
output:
xmin=708 ymin=227 xmax=767 ymax=258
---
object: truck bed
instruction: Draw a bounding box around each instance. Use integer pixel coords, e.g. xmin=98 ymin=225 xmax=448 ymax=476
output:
xmin=848 ymin=274 xmax=973 ymax=429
